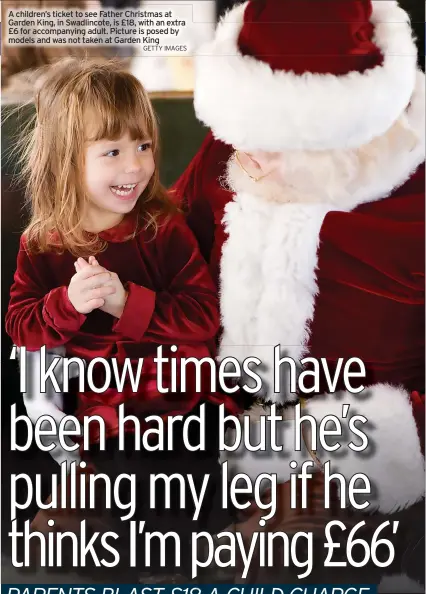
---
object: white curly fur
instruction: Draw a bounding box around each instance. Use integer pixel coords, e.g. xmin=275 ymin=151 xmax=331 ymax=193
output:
xmin=194 ymin=1 xmax=418 ymax=151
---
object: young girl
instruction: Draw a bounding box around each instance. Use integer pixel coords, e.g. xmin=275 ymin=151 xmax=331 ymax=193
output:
xmin=5 ymin=58 xmax=239 ymax=580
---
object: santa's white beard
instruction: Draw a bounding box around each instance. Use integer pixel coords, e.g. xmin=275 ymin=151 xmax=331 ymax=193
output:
xmin=226 ymin=112 xmax=420 ymax=209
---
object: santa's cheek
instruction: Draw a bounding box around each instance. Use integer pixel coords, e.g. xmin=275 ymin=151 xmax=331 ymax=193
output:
xmin=261 ymin=168 xmax=285 ymax=187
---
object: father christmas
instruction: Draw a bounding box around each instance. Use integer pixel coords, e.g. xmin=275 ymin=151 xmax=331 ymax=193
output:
xmin=173 ymin=0 xmax=425 ymax=514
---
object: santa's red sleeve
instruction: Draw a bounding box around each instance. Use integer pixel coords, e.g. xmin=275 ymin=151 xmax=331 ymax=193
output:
xmin=305 ymin=197 xmax=425 ymax=514
xmin=171 ymin=131 xmax=217 ymax=265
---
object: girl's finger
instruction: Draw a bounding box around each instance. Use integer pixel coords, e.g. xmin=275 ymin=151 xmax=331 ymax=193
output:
xmin=87 ymin=286 xmax=116 ymax=301
xmin=81 ymin=272 xmax=112 ymax=290
xmin=86 ymin=298 xmax=105 ymax=311
xmin=77 ymin=257 xmax=90 ymax=267
xmin=75 ymin=265 xmax=108 ymax=281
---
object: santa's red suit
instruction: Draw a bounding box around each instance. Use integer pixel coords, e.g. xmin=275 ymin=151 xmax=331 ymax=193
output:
xmin=173 ymin=0 xmax=425 ymax=514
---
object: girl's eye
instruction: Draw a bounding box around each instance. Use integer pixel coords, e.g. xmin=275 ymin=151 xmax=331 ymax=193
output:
xmin=105 ymin=149 xmax=119 ymax=157
xmin=138 ymin=142 xmax=152 ymax=152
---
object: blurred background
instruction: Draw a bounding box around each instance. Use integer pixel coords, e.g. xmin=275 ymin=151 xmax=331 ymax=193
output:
xmin=1 ymin=0 xmax=245 ymax=98
xmin=1 ymin=0 xmax=424 ymax=582
xmin=1 ymin=0 xmax=423 ymax=98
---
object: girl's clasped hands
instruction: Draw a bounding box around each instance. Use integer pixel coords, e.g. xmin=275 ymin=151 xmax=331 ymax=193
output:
xmin=67 ymin=256 xmax=128 ymax=318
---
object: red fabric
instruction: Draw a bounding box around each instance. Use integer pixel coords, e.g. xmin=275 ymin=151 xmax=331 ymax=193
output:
xmin=307 ymin=170 xmax=425 ymax=394
xmin=411 ymin=391 xmax=425 ymax=457
xmin=171 ymin=131 xmax=234 ymax=287
xmin=172 ymin=137 xmax=425 ymax=451
xmin=238 ymin=0 xmax=383 ymax=75
xmin=6 ymin=213 xmax=242 ymax=443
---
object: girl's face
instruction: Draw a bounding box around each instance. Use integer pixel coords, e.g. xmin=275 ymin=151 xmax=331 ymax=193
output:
xmin=84 ymin=132 xmax=155 ymax=229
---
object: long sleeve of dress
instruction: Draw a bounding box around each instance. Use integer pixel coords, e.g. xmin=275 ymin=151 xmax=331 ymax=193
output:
xmin=5 ymin=238 xmax=86 ymax=350
xmin=112 ymin=215 xmax=220 ymax=344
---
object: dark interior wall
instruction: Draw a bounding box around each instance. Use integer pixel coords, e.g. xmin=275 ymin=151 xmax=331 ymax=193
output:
xmin=399 ymin=0 xmax=425 ymax=70
xmin=216 ymin=0 xmax=244 ymax=20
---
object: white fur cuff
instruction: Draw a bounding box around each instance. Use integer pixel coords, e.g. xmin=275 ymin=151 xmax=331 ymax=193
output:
xmin=305 ymin=384 xmax=425 ymax=513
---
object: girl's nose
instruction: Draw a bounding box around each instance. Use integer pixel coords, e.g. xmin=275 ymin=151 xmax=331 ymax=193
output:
xmin=124 ymin=155 xmax=142 ymax=174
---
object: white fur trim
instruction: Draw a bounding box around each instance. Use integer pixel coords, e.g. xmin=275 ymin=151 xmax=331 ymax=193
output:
xmin=222 ymin=71 xmax=425 ymax=211
xmin=221 ymin=385 xmax=425 ymax=514
xmin=305 ymin=385 xmax=425 ymax=513
xmin=194 ymin=1 xmax=418 ymax=151
xmin=219 ymin=196 xmax=334 ymax=404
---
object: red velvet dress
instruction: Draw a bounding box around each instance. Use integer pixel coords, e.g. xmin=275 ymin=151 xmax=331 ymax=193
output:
xmin=6 ymin=212 xmax=241 ymax=441
xmin=6 ymin=212 xmax=237 ymax=577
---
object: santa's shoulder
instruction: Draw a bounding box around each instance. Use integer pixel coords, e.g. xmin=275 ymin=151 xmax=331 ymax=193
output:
xmin=320 ymin=163 xmax=425 ymax=281
xmin=351 ymin=161 xmax=425 ymax=224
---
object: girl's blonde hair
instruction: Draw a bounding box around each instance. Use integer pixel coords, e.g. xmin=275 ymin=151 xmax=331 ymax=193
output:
xmin=20 ymin=57 xmax=177 ymax=256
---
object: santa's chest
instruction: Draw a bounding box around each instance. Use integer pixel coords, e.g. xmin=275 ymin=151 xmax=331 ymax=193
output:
xmin=219 ymin=196 xmax=421 ymax=366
